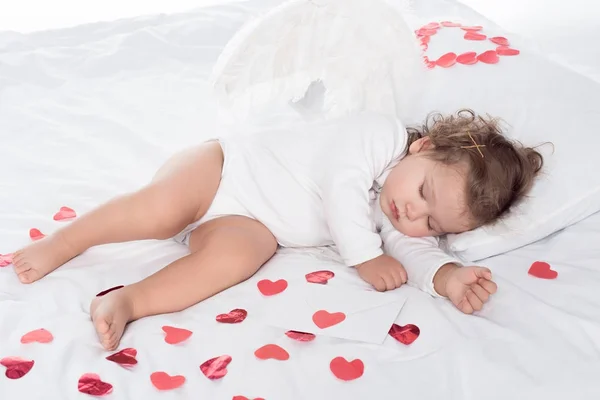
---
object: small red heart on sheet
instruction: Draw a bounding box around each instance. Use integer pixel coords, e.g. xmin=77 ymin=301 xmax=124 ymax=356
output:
xmin=388 ymin=324 xmax=421 ymax=345
xmin=150 ymin=372 xmax=186 ymax=390
xmin=29 ymin=228 xmax=45 ymax=241
xmin=312 ymin=310 xmax=346 ymax=329
xmin=461 ymin=25 xmax=483 ymax=31
xmin=96 ymin=285 xmax=124 ymax=297
xmin=1 ymin=357 xmax=34 ymax=379
xmin=464 ymin=31 xmax=487 ymax=41
xmin=490 ymin=36 xmax=510 ymax=46
xmin=420 ymin=36 xmax=430 ymax=45
xmin=254 ymin=344 xmax=290 ymax=361
xmin=330 ymin=357 xmax=364 ymax=381
xmin=162 ymin=326 xmax=193 ymax=344
xmin=528 ymin=261 xmax=558 ymax=279
xmin=436 ymin=52 xmax=457 ymax=68
xmin=285 ymin=330 xmax=316 ymax=342
xmin=233 ymin=397 xmax=265 ymax=400
xmin=496 ymin=46 xmax=520 ymax=56
xmin=106 ymin=348 xmax=137 ymax=366
xmin=78 ymin=373 xmax=113 ymax=396
xmin=421 ymin=22 xmax=440 ymax=30
xmin=305 ymin=270 xmax=335 ymax=284
xmin=200 ymin=355 xmax=232 ymax=380
xmin=416 ymin=28 xmax=438 ymax=37
xmin=457 ymin=52 xmax=478 ymax=65
xmin=441 ymin=21 xmax=461 ymax=27
xmin=423 ymin=56 xmax=436 ymax=69
xmin=21 ymin=328 xmax=53 ymax=344
xmin=0 ymin=253 xmax=13 ymax=267
xmin=477 ymin=50 xmax=500 ymax=64
xmin=53 ymin=206 xmax=77 ymax=221
xmin=216 ymin=308 xmax=247 ymax=324
xmin=257 ymin=279 xmax=288 ymax=296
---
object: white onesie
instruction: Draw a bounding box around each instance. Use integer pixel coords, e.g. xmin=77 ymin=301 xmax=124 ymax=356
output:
xmin=174 ymin=112 xmax=462 ymax=297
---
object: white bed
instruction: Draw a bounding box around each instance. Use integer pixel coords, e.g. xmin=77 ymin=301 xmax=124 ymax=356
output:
xmin=2 ymin=1 xmax=600 ymax=399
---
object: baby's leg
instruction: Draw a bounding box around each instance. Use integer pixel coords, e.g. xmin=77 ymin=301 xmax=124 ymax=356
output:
xmin=13 ymin=142 xmax=223 ymax=284
xmin=90 ymin=215 xmax=277 ymax=350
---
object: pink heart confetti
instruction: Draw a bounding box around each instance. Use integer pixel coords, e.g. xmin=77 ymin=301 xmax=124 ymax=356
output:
xmin=1 ymin=357 xmax=34 ymax=379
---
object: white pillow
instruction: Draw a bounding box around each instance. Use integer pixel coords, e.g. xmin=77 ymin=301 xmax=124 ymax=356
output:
xmin=391 ymin=0 xmax=600 ymax=261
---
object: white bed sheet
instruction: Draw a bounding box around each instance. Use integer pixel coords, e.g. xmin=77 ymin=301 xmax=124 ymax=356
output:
xmin=2 ymin=1 xmax=600 ymax=399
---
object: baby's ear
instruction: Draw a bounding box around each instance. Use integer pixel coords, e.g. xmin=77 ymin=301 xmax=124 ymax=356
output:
xmin=408 ymin=136 xmax=433 ymax=154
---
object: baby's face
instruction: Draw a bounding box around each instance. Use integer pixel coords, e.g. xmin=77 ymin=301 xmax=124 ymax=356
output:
xmin=380 ymin=139 xmax=473 ymax=237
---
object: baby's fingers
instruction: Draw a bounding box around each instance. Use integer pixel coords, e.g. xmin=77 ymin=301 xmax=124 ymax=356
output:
xmin=466 ymin=290 xmax=483 ymax=312
xmin=472 ymin=283 xmax=490 ymax=303
xmin=478 ymin=278 xmax=498 ymax=294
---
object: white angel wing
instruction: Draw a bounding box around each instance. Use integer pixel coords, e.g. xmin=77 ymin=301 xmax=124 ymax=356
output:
xmin=209 ymin=0 xmax=425 ymax=123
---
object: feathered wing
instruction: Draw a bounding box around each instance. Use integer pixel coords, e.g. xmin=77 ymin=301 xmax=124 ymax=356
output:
xmin=209 ymin=0 xmax=425 ymax=123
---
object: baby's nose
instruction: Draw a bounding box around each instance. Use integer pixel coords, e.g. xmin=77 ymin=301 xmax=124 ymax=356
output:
xmin=406 ymin=203 xmax=424 ymax=221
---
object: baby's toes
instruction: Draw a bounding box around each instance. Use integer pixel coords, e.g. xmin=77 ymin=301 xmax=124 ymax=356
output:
xmin=17 ymin=269 xmax=37 ymax=284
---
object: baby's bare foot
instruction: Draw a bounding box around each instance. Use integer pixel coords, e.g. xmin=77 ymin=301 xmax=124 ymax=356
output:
xmin=12 ymin=232 xmax=79 ymax=284
xmin=90 ymin=288 xmax=134 ymax=351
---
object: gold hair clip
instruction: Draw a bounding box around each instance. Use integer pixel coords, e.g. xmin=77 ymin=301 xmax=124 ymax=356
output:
xmin=461 ymin=132 xmax=485 ymax=158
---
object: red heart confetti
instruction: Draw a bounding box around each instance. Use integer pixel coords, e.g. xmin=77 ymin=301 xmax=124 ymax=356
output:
xmin=441 ymin=21 xmax=461 ymax=27
xmin=436 ymin=52 xmax=457 ymax=68
xmin=496 ymin=46 xmax=520 ymax=56
xmin=305 ymin=270 xmax=335 ymax=284
xmin=200 ymin=355 xmax=232 ymax=380
xmin=216 ymin=308 xmax=247 ymax=324
xmin=233 ymin=397 xmax=265 ymax=400
xmin=464 ymin=31 xmax=487 ymax=41
xmin=1 ymin=357 xmax=34 ymax=379
xmin=53 ymin=206 xmax=77 ymax=221
xmin=312 ymin=310 xmax=346 ymax=329
xmin=528 ymin=261 xmax=558 ymax=279
xmin=329 ymin=357 xmax=364 ymax=381
xmin=457 ymin=52 xmax=478 ymax=65
xmin=0 ymin=253 xmax=13 ymax=267
xmin=29 ymin=228 xmax=45 ymax=241
xmin=257 ymin=279 xmax=288 ymax=296
xmin=162 ymin=326 xmax=193 ymax=345
xmin=477 ymin=50 xmax=500 ymax=64
xmin=461 ymin=25 xmax=483 ymax=31
xmin=285 ymin=330 xmax=316 ymax=342
xmin=254 ymin=344 xmax=290 ymax=361
xmin=423 ymin=56 xmax=436 ymax=69
xmin=21 ymin=328 xmax=53 ymax=344
xmin=96 ymin=285 xmax=124 ymax=297
xmin=490 ymin=36 xmax=510 ymax=46
xmin=106 ymin=348 xmax=137 ymax=366
xmin=420 ymin=36 xmax=430 ymax=45
xmin=421 ymin=22 xmax=440 ymax=30
xmin=78 ymin=373 xmax=113 ymax=396
xmin=389 ymin=324 xmax=421 ymax=345
xmin=150 ymin=372 xmax=186 ymax=390
xmin=416 ymin=28 xmax=438 ymax=37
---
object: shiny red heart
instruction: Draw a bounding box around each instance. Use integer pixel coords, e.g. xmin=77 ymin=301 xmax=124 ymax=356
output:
xmin=78 ymin=373 xmax=113 ymax=396
xmin=1 ymin=357 xmax=34 ymax=379
xmin=490 ymin=36 xmax=510 ymax=46
xmin=21 ymin=328 xmax=53 ymax=344
xmin=457 ymin=52 xmax=478 ymax=65
xmin=389 ymin=323 xmax=421 ymax=345
xmin=96 ymin=285 xmax=124 ymax=297
xmin=29 ymin=228 xmax=45 ymax=241
xmin=528 ymin=261 xmax=558 ymax=279
xmin=436 ymin=52 xmax=457 ymax=68
xmin=477 ymin=50 xmax=500 ymax=64
xmin=53 ymin=206 xmax=77 ymax=221
xmin=305 ymin=270 xmax=335 ymax=284
xmin=312 ymin=310 xmax=346 ymax=329
xmin=329 ymin=357 xmax=364 ymax=381
xmin=150 ymin=372 xmax=186 ymax=390
xmin=233 ymin=397 xmax=265 ymax=400
xmin=257 ymin=279 xmax=288 ymax=296
xmin=162 ymin=326 xmax=193 ymax=344
xmin=441 ymin=21 xmax=461 ymax=27
xmin=216 ymin=308 xmax=247 ymax=324
xmin=497 ymin=46 xmax=520 ymax=56
xmin=106 ymin=348 xmax=137 ymax=366
xmin=285 ymin=330 xmax=316 ymax=342
xmin=200 ymin=355 xmax=232 ymax=380
xmin=0 ymin=253 xmax=13 ymax=267
xmin=461 ymin=25 xmax=483 ymax=31
xmin=254 ymin=344 xmax=290 ymax=361
xmin=464 ymin=31 xmax=487 ymax=41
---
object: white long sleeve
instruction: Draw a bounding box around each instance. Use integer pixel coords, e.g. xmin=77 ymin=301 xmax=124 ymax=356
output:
xmin=317 ymin=113 xmax=407 ymax=267
xmin=379 ymin=213 xmax=463 ymax=297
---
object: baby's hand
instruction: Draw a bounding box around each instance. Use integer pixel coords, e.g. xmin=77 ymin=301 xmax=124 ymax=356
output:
xmin=434 ymin=264 xmax=498 ymax=314
xmin=355 ymin=254 xmax=408 ymax=292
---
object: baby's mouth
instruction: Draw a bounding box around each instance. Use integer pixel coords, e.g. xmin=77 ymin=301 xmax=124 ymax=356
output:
xmin=391 ymin=201 xmax=400 ymax=221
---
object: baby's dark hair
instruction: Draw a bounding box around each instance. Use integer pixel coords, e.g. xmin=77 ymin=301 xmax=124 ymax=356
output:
xmin=406 ymin=109 xmax=544 ymax=228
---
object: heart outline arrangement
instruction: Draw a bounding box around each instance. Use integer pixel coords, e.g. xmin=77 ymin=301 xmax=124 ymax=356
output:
xmin=416 ymin=21 xmax=520 ymax=68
